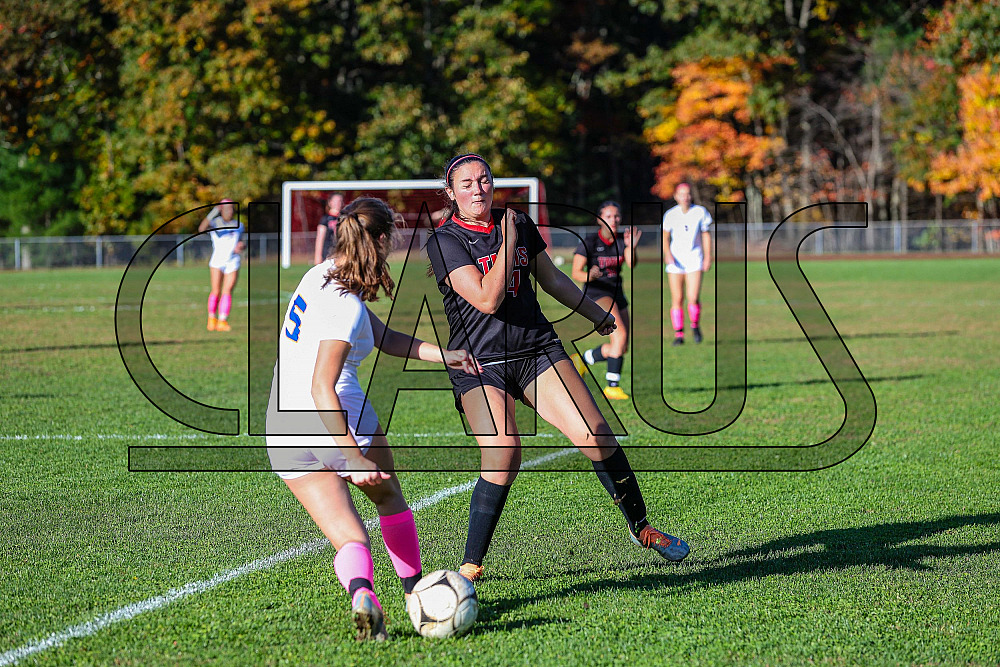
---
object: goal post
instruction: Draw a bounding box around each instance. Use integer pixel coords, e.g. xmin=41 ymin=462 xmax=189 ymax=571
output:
xmin=280 ymin=178 xmax=541 ymax=268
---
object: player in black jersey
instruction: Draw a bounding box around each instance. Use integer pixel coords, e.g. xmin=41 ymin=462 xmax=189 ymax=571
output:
xmin=426 ymin=154 xmax=689 ymax=582
xmin=570 ymin=201 xmax=640 ymax=401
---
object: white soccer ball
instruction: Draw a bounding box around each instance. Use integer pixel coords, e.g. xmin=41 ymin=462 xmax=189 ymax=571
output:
xmin=553 ymin=255 xmax=565 ymax=266
xmin=406 ymin=569 xmax=479 ymax=638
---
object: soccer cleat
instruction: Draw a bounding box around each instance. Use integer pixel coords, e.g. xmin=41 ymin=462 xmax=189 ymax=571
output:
xmin=207 ymin=316 xmax=217 ymax=331
xmin=215 ymin=319 xmax=231 ymax=332
xmin=458 ymin=562 xmax=484 ymax=582
xmin=630 ymin=525 xmax=690 ymax=562
xmin=570 ymin=353 xmax=587 ymax=377
xmin=672 ymin=336 xmax=684 ymax=347
xmin=603 ymin=386 xmax=630 ymax=400
xmin=692 ymin=327 xmax=703 ymax=343
xmin=351 ymin=589 xmax=387 ymax=642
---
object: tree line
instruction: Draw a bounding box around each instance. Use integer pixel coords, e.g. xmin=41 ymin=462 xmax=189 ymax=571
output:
xmin=1 ymin=0 xmax=997 ymax=236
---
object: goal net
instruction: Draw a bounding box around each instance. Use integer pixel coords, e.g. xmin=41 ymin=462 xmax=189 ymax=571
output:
xmin=280 ymin=178 xmax=545 ymax=268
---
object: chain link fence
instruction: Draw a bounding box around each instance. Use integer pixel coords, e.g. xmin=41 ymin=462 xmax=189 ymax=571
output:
xmin=2 ymin=220 xmax=999 ymax=270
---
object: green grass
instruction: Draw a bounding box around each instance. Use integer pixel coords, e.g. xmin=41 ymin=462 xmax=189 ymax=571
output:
xmin=1 ymin=257 xmax=999 ymax=665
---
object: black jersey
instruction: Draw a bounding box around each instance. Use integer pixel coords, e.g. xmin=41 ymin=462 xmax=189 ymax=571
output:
xmin=426 ymin=209 xmax=559 ymax=362
xmin=320 ymin=213 xmax=338 ymax=258
xmin=574 ymin=231 xmax=626 ymax=295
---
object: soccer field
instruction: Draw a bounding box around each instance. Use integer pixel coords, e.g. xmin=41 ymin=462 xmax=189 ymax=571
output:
xmin=2 ymin=257 xmax=999 ymax=665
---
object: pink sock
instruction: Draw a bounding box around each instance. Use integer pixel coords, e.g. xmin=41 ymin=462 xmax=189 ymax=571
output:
xmin=334 ymin=542 xmax=381 ymax=610
xmin=218 ymin=294 xmax=232 ymax=321
xmin=207 ymin=294 xmax=219 ymax=316
xmin=379 ymin=509 xmax=422 ymax=580
xmin=688 ymin=302 xmax=701 ymax=328
xmin=670 ymin=307 xmax=684 ymax=335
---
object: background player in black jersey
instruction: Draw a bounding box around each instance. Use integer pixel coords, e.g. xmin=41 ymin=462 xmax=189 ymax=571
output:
xmin=427 ymin=154 xmax=689 ymax=583
xmin=569 ymin=200 xmax=640 ymax=400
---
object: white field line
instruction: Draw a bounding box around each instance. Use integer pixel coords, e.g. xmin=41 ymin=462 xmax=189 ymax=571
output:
xmin=0 ymin=447 xmax=576 ymax=666
xmin=0 ymin=433 xmax=565 ymax=441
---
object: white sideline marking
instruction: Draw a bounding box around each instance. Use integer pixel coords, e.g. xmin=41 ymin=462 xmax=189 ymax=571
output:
xmin=0 ymin=447 xmax=576 ymax=666
xmin=0 ymin=433 xmax=562 ymax=441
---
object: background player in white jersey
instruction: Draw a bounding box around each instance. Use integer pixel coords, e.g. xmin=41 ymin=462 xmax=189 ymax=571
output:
xmin=427 ymin=154 xmax=689 ymax=584
xmin=661 ymin=183 xmax=713 ymax=345
xmin=198 ymin=199 xmax=244 ymax=332
xmin=266 ymin=198 xmax=479 ymax=641
xmin=570 ymin=200 xmax=640 ymax=400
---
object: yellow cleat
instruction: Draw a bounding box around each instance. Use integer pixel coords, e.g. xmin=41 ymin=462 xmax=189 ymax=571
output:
xmin=603 ymin=386 xmax=630 ymax=400
xmin=570 ymin=353 xmax=587 ymax=377
xmin=207 ymin=316 xmax=217 ymax=331
xmin=458 ymin=562 xmax=484 ymax=582
xmin=215 ymin=319 xmax=231 ymax=332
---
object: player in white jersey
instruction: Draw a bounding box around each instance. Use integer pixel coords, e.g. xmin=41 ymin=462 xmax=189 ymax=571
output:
xmin=661 ymin=183 xmax=712 ymax=345
xmin=266 ymin=198 xmax=479 ymax=641
xmin=198 ymin=199 xmax=244 ymax=332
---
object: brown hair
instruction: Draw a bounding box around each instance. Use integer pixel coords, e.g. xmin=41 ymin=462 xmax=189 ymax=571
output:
xmin=442 ymin=153 xmax=493 ymax=221
xmin=323 ymin=197 xmax=396 ymax=302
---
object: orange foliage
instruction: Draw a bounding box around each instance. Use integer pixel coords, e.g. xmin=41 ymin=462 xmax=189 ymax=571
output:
xmin=929 ymin=60 xmax=1000 ymax=204
xmin=645 ymin=57 xmax=785 ymax=199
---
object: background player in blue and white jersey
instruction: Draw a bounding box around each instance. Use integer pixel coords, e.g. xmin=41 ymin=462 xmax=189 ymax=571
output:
xmin=661 ymin=183 xmax=712 ymax=345
xmin=266 ymin=198 xmax=480 ymax=641
xmin=570 ymin=200 xmax=640 ymax=400
xmin=427 ymin=154 xmax=689 ymax=584
xmin=198 ymin=199 xmax=244 ymax=332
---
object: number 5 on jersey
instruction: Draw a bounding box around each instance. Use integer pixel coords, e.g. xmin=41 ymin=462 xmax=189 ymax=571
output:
xmin=284 ymin=295 xmax=308 ymax=341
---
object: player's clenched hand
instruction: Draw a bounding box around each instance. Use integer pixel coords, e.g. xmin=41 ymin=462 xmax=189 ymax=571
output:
xmin=502 ymin=208 xmax=517 ymax=239
xmin=346 ymin=457 xmax=391 ymax=487
xmin=595 ymin=312 xmax=617 ymax=336
xmin=587 ymin=265 xmax=603 ymax=281
xmin=443 ymin=349 xmax=483 ymax=375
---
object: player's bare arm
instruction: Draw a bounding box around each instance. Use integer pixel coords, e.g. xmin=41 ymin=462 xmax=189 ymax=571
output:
xmin=624 ymin=228 xmax=641 ymax=267
xmin=662 ymin=230 xmax=674 ymax=266
xmin=444 ymin=210 xmax=518 ymax=314
xmin=570 ymin=253 xmax=598 ymax=283
xmin=310 ymin=339 xmax=388 ymax=487
xmin=701 ymin=230 xmax=712 ymax=272
xmin=533 ymin=249 xmax=616 ymax=335
xmin=366 ymin=309 xmax=481 ymax=374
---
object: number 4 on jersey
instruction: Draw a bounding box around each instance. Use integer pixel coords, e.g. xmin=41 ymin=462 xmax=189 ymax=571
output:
xmin=507 ymin=270 xmax=521 ymax=297
xmin=284 ymin=295 xmax=308 ymax=341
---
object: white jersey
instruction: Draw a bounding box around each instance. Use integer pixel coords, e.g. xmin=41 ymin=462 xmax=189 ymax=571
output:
xmin=662 ymin=204 xmax=712 ymax=274
xmin=265 ymin=260 xmax=379 ymax=478
xmin=207 ymin=214 xmax=243 ymax=272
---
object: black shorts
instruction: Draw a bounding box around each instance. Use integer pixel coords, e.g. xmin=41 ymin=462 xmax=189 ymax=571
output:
xmin=584 ymin=284 xmax=629 ymax=311
xmin=448 ymin=341 xmax=571 ymax=413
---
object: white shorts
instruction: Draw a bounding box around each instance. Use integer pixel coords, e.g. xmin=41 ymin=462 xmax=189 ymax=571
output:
xmin=209 ymin=253 xmax=241 ymax=274
xmin=265 ymin=390 xmax=380 ymax=480
xmin=665 ymin=250 xmax=704 ymax=274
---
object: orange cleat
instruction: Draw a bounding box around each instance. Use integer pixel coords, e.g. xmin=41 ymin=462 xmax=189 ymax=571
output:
xmin=630 ymin=525 xmax=690 ymax=562
xmin=215 ymin=320 xmax=231 ymax=332
xmin=207 ymin=316 xmax=217 ymax=331
xmin=458 ymin=562 xmax=484 ymax=582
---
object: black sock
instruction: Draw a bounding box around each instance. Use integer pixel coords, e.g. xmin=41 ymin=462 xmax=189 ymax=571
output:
xmin=586 ymin=346 xmax=606 ymax=364
xmin=401 ymin=573 xmax=422 ymax=595
xmin=463 ymin=477 xmax=512 ymax=566
xmin=348 ymin=577 xmax=374 ymax=597
xmin=591 ymin=446 xmax=649 ymax=536
xmin=606 ymin=356 xmax=623 ymax=387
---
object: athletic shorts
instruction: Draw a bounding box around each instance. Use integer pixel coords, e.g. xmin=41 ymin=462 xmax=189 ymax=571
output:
xmin=448 ymin=341 xmax=571 ymax=413
xmin=209 ymin=253 xmax=241 ymax=275
xmin=665 ymin=250 xmax=704 ymax=274
xmin=265 ymin=390 xmax=379 ymax=480
xmin=584 ymin=284 xmax=628 ymax=310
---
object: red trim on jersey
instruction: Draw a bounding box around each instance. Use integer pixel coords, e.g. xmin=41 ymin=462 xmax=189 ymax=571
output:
xmin=597 ymin=228 xmax=616 ymax=245
xmin=451 ymin=213 xmax=495 ymax=234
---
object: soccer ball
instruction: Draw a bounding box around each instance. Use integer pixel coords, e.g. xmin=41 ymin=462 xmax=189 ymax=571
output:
xmin=406 ymin=570 xmax=479 ymax=638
